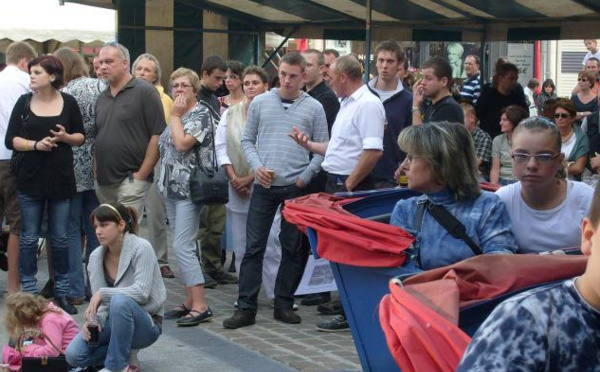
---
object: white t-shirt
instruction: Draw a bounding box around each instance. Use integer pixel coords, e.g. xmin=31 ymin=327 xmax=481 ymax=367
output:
xmin=496 ymin=181 xmax=593 ymax=253
xmin=0 ymin=65 xmax=30 ymax=160
xmin=582 ymin=50 xmax=600 ymax=66
xmin=322 ymin=84 xmax=385 ymax=175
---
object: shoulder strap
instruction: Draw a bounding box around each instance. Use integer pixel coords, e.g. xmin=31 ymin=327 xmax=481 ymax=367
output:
xmin=19 ymin=93 xmax=32 ymax=136
xmin=425 ymin=201 xmax=483 ymax=256
xmin=17 ymin=329 xmax=64 ymax=355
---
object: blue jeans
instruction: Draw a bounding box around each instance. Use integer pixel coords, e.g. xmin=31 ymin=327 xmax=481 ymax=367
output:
xmin=18 ymin=192 xmax=71 ymax=296
xmin=66 ymin=295 xmax=161 ymax=371
xmin=68 ymin=190 xmax=100 ymax=299
xmin=237 ymin=184 xmax=307 ymax=311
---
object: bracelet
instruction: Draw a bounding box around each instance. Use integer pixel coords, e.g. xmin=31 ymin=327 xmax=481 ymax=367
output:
xmin=411 ymin=107 xmax=421 ymax=113
xmin=25 ymin=139 xmax=31 ymax=151
xmin=33 ymin=141 xmax=38 ymax=151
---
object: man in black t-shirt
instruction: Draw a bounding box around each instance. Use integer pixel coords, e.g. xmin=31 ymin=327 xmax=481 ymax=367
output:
xmin=412 ymin=57 xmax=464 ymax=125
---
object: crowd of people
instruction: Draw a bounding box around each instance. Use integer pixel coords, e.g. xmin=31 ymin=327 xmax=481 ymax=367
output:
xmin=0 ymin=36 xmax=599 ymax=371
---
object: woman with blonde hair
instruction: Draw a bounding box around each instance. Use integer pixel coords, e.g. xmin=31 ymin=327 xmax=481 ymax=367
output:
xmin=391 ymin=122 xmax=517 ymax=271
xmin=2 ymin=292 xmax=79 ymax=369
xmin=159 ymin=68 xmax=216 ymax=327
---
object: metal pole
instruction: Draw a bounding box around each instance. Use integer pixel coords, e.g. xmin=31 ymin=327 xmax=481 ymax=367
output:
xmin=254 ymin=33 xmax=261 ymax=65
xmin=365 ymin=0 xmax=372 ymax=82
xmin=262 ymin=27 xmax=298 ymax=69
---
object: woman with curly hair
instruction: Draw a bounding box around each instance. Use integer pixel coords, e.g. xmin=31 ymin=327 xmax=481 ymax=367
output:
xmin=2 ymin=292 xmax=79 ymax=369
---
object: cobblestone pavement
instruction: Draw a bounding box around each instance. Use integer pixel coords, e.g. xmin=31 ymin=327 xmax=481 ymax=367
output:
xmin=0 ymin=220 xmax=362 ymax=372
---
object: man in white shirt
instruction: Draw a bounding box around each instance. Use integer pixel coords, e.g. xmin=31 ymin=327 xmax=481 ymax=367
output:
xmin=0 ymin=41 xmax=37 ymax=293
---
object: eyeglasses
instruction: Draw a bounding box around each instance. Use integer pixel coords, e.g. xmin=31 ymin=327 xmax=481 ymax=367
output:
xmin=511 ymin=152 xmax=560 ymax=163
xmin=554 ymin=113 xmax=571 ymax=119
xmin=226 ymin=75 xmax=239 ymax=80
xmin=172 ymin=83 xmax=192 ymax=89
xmin=404 ymin=154 xmax=422 ymax=164
xmin=578 ymin=78 xmax=588 ymax=82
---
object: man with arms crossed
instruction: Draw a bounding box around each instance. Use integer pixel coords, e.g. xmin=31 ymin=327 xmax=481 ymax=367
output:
xmin=223 ymin=52 xmax=328 ymax=329
xmin=94 ymin=42 xmax=165 ymax=219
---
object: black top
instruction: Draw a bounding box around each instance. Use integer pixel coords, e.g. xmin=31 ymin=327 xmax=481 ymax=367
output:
xmin=423 ymin=95 xmax=464 ymax=124
xmin=6 ymin=92 xmax=84 ymax=200
xmin=198 ymin=85 xmax=220 ymax=115
xmin=476 ymin=84 xmax=528 ymax=139
xmin=306 ymin=80 xmax=340 ymax=133
xmin=94 ymin=78 xmax=166 ymax=185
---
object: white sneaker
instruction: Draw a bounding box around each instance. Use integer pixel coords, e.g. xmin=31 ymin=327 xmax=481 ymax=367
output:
xmin=98 ymin=367 xmax=127 ymax=372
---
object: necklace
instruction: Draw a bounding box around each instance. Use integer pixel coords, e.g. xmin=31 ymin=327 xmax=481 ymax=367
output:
xmin=561 ymin=130 xmax=574 ymax=143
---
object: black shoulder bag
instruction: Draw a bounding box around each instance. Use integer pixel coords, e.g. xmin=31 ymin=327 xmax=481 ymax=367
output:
xmin=10 ymin=93 xmax=32 ymax=177
xmin=189 ymin=104 xmax=229 ymax=205
xmin=18 ymin=329 xmax=70 ymax=371
xmin=413 ymin=198 xmax=483 ymax=266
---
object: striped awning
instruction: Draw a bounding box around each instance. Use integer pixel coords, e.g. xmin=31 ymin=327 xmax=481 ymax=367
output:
xmin=66 ymin=0 xmax=600 ymax=41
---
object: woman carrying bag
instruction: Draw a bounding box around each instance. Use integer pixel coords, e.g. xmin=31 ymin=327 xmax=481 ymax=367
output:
xmin=159 ymin=68 xmax=217 ymax=327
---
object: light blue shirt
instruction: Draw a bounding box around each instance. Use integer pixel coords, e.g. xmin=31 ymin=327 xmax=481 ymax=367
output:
xmin=390 ymin=187 xmax=517 ymax=270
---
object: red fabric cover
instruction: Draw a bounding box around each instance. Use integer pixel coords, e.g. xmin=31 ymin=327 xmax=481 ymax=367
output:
xmin=282 ymin=193 xmax=414 ymax=267
xmin=403 ymin=254 xmax=588 ymax=308
xmin=379 ymin=281 xmax=471 ymax=372
xmin=379 ymin=254 xmax=588 ymax=372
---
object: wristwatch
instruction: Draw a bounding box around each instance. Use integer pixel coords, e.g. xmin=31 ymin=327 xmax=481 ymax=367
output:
xmin=411 ymin=106 xmax=421 ymax=113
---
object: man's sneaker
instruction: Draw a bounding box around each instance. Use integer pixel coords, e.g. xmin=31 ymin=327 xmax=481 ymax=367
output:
xmin=223 ymin=309 xmax=256 ymax=329
xmin=274 ymin=308 xmax=301 ymax=324
xmin=300 ymin=292 xmax=331 ymax=306
xmin=316 ymin=315 xmax=349 ymax=332
xmin=160 ymin=265 xmax=175 ymax=279
xmin=317 ymin=300 xmax=344 ymax=315
xmin=210 ymin=272 xmax=238 ymax=285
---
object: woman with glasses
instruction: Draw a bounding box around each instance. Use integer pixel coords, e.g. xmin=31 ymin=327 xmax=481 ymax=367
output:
xmin=553 ymin=98 xmax=589 ymax=180
xmin=571 ymin=70 xmax=598 ymax=126
xmin=158 ymin=68 xmax=214 ymax=327
xmin=496 ymin=117 xmax=593 ymax=253
xmin=390 ymin=122 xmax=516 ymax=272
xmin=490 ymin=105 xmax=529 ymax=186
xmin=218 ymin=60 xmax=246 ymax=114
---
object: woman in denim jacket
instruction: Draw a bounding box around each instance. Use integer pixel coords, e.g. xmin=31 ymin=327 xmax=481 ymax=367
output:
xmin=391 ymin=122 xmax=517 ymax=271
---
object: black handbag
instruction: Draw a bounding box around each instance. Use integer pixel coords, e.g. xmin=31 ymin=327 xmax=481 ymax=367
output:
xmin=18 ymin=330 xmax=70 ymax=372
xmin=188 ymin=106 xmax=229 ymax=205
xmin=10 ymin=94 xmax=32 ymax=177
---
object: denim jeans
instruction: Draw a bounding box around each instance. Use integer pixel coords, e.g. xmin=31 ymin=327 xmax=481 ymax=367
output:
xmin=163 ymin=197 xmax=204 ymax=286
xmin=68 ymin=190 xmax=100 ymax=299
xmin=65 ymin=295 xmax=161 ymax=371
xmin=18 ymin=192 xmax=71 ymax=296
xmin=237 ymin=184 xmax=307 ymax=311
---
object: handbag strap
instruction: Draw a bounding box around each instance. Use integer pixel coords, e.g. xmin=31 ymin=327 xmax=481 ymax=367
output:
xmin=194 ymin=100 xmax=219 ymax=169
xmin=19 ymin=93 xmax=32 ymax=138
xmin=16 ymin=329 xmax=64 ymax=356
xmin=414 ymin=198 xmax=483 ymax=256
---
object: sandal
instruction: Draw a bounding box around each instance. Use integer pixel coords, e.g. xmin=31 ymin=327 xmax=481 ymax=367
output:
xmin=176 ymin=307 xmax=213 ymax=327
xmin=164 ymin=304 xmax=190 ymax=319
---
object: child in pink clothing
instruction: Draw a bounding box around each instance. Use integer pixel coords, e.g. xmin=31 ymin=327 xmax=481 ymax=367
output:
xmin=2 ymin=292 xmax=80 ymax=370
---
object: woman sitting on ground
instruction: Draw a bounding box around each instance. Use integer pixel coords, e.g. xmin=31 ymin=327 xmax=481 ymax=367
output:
xmin=496 ymin=117 xmax=594 ymax=253
xmin=2 ymin=292 xmax=80 ymax=370
xmin=66 ymin=203 xmax=166 ymax=372
xmin=490 ymin=105 xmax=530 ymax=186
xmin=390 ymin=122 xmax=517 ymax=271
xmin=553 ymin=98 xmax=589 ymax=181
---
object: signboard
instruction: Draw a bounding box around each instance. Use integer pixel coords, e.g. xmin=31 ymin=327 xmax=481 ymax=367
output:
xmin=507 ymin=43 xmax=535 ymax=87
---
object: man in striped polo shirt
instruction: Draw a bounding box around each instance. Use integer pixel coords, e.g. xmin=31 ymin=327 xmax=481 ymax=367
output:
xmin=223 ymin=52 xmax=329 ymax=329
xmin=460 ymin=55 xmax=482 ymax=104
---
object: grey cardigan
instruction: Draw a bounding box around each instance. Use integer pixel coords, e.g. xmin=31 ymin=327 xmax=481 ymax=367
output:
xmin=88 ymin=233 xmax=166 ymax=326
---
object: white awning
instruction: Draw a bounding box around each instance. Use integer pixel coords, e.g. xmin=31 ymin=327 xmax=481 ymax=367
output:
xmin=0 ymin=0 xmax=115 ymax=43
